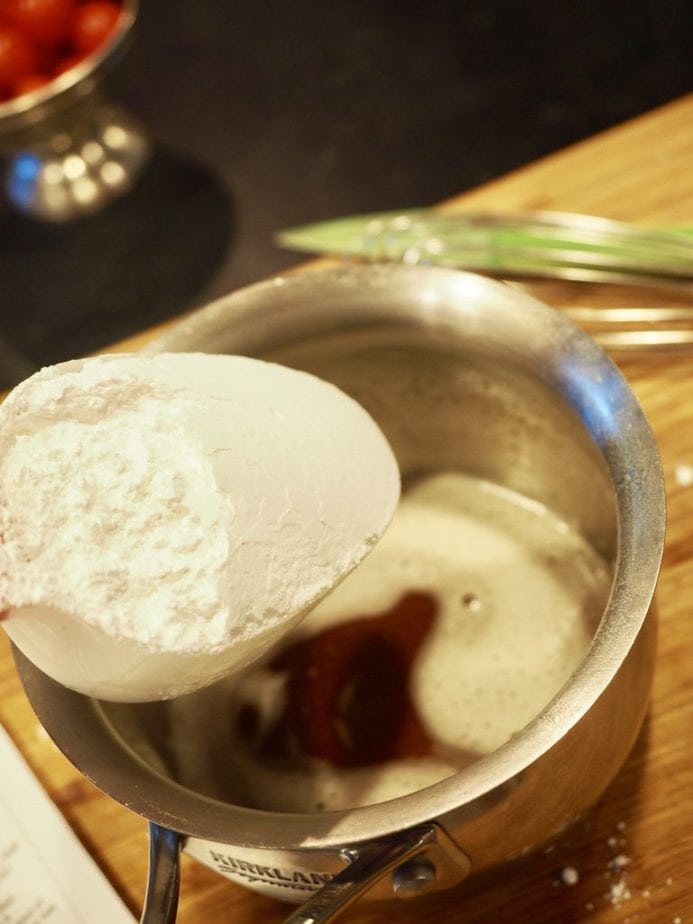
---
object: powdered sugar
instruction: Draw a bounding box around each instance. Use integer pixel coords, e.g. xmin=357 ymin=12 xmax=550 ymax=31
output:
xmin=0 ymin=353 xmax=400 ymax=701
xmin=560 ymin=866 xmax=579 ymax=886
xmin=1 ymin=397 xmax=232 ymax=650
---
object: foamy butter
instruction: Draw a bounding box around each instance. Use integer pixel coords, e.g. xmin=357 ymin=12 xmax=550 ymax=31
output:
xmin=336 ymin=472 xmax=609 ymax=754
xmin=173 ymin=471 xmax=611 ymax=811
xmin=0 ymin=353 xmax=400 ymax=701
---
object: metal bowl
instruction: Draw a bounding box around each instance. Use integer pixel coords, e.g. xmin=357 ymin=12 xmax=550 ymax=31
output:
xmin=14 ymin=265 xmax=666 ymax=922
xmin=0 ymin=0 xmax=149 ymax=220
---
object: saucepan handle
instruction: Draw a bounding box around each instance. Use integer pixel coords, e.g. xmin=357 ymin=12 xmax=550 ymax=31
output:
xmin=139 ymin=821 xmax=469 ymax=924
xmin=140 ymin=823 xmax=183 ymax=924
xmin=138 ymin=823 xmax=414 ymax=924
xmin=281 ymin=824 xmax=463 ymax=924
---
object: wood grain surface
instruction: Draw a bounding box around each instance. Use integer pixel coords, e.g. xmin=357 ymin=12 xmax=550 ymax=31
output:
xmin=2 ymin=94 xmax=693 ymax=923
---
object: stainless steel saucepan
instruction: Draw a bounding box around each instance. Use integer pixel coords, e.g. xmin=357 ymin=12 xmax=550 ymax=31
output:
xmin=13 ymin=265 xmax=665 ymax=922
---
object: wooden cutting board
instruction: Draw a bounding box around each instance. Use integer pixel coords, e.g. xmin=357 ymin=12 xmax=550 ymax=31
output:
xmin=2 ymin=94 xmax=693 ymax=923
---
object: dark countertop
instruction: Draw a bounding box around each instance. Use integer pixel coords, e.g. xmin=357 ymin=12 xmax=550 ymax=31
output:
xmin=0 ymin=0 xmax=690 ymax=387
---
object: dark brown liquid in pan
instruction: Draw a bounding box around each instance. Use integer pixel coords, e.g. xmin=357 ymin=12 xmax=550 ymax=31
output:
xmin=235 ymin=591 xmax=476 ymax=770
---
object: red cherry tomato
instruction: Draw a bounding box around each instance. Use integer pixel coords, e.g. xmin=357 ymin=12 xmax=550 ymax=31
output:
xmin=71 ymin=0 xmax=120 ymax=55
xmin=0 ymin=24 xmax=36 ymax=89
xmin=53 ymin=49 xmax=80 ymax=74
xmin=14 ymin=69 xmax=49 ymax=94
xmin=6 ymin=0 xmax=75 ymax=49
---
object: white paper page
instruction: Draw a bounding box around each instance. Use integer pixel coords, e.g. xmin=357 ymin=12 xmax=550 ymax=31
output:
xmin=0 ymin=723 xmax=135 ymax=923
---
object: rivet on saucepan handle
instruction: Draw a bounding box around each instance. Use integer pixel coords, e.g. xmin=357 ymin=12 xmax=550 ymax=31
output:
xmin=391 ymin=857 xmax=438 ymax=897
xmin=280 ymin=824 xmax=470 ymax=924
xmin=140 ymin=823 xmax=183 ymax=924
